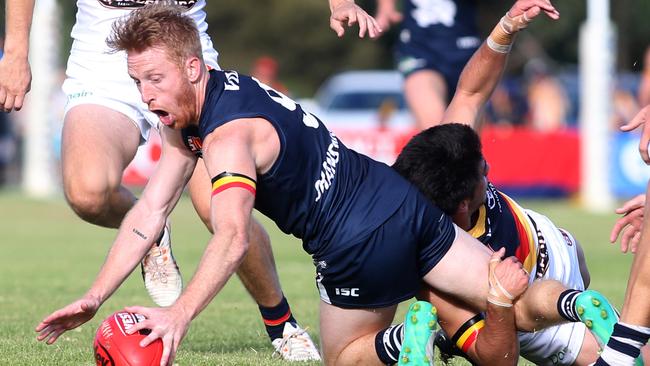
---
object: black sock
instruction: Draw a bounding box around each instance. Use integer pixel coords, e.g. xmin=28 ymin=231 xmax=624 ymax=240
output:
xmin=259 ymin=296 xmax=297 ymax=341
xmin=375 ymin=323 xmax=404 ymax=365
xmin=556 ymin=289 xmax=582 ymax=322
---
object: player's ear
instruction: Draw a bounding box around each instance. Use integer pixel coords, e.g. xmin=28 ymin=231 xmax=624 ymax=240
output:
xmin=186 ymin=57 xmax=202 ymax=82
xmin=456 ymin=199 xmax=470 ymax=215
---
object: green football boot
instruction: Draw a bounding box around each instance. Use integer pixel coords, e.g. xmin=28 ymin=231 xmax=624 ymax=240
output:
xmin=576 ymin=290 xmax=644 ymax=366
xmin=398 ymin=301 xmax=438 ymax=366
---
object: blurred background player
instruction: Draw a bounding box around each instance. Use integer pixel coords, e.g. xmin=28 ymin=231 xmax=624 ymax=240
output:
xmin=523 ymin=57 xmax=569 ymax=132
xmin=374 ymin=0 xmax=481 ymax=129
xmin=250 ymin=55 xmax=289 ymax=95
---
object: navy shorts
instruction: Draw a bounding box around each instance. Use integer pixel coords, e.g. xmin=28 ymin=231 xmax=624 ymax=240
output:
xmin=396 ymin=30 xmax=480 ymax=97
xmin=313 ymin=186 xmax=456 ymax=308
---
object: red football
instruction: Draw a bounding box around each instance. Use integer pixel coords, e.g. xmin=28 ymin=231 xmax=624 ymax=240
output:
xmin=94 ymin=311 xmax=163 ymax=366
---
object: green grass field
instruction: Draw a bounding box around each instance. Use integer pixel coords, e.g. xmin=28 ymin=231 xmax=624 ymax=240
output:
xmin=0 ymin=191 xmax=634 ymax=365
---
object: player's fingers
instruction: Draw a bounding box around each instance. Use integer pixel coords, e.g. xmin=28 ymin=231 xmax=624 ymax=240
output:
xmin=0 ymin=88 xmax=7 ymax=112
xmin=167 ymin=338 xmax=180 ymax=366
xmin=36 ymin=325 xmax=56 ymax=341
xmin=124 ymin=306 xmax=149 ymax=317
xmin=3 ymin=94 xmax=15 ymax=113
xmin=46 ymin=328 xmax=66 ymax=345
xmin=631 ymin=232 xmax=641 ymax=253
xmin=640 ymin=133 xmax=650 ymax=164
xmin=523 ymin=6 xmax=541 ymax=21
xmin=620 ymin=228 xmax=636 ymax=253
xmin=610 ymin=215 xmax=633 ymax=242
xmin=330 ymin=19 xmax=345 ymax=37
xmin=125 ymin=320 xmax=148 ymax=335
xmin=140 ymin=329 xmax=161 ymax=348
xmin=369 ymin=20 xmax=383 ymax=38
xmin=347 ymin=11 xmax=358 ymax=26
xmin=621 ymin=106 xmax=647 ymax=131
xmin=40 ymin=308 xmax=73 ymax=325
xmin=357 ymin=13 xmax=368 ymax=38
xmin=533 ymin=0 xmax=560 ymax=19
xmin=35 ymin=320 xmax=50 ymax=333
xmin=159 ymin=334 xmax=174 ymax=366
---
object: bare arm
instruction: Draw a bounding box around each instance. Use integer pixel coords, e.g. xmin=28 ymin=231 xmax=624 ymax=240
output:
xmin=425 ymin=249 xmax=528 ymax=365
xmin=0 ymin=0 xmax=35 ymax=111
xmin=173 ymin=123 xmax=257 ymax=319
xmin=126 ymin=119 xmax=261 ymax=366
xmin=35 ymin=127 xmax=197 ymax=344
xmin=87 ymin=127 xmax=197 ymax=303
xmin=442 ymin=0 xmax=559 ymax=127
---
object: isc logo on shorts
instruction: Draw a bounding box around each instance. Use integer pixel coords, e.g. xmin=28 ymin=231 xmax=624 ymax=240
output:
xmin=335 ymin=288 xmax=360 ymax=297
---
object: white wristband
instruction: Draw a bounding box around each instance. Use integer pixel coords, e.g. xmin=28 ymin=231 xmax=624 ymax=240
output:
xmin=487 ymin=37 xmax=512 ymax=54
xmin=488 ymin=297 xmax=513 ymax=308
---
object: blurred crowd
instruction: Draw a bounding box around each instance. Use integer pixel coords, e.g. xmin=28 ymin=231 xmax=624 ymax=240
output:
xmin=2 ymin=37 xmax=650 ymax=188
xmin=484 ymin=53 xmax=648 ymax=132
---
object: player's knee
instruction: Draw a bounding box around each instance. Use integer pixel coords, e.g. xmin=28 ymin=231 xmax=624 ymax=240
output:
xmin=513 ymin=299 xmax=538 ymax=332
xmin=64 ymin=180 xmax=112 ymax=225
xmin=323 ymin=343 xmax=361 ymax=366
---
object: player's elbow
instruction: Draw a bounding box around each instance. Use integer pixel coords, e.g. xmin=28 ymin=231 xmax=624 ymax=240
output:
xmin=222 ymin=226 xmax=250 ymax=264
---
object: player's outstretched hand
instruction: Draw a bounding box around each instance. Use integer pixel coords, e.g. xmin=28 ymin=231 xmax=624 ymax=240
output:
xmin=123 ymin=305 xmax=191 ymax=366
xmin=489 ymin=248 xmax=529 ymax=303
xmin=610 ymin=193 xmax=646 ymax=253
xmin=35 ymin=296 xmax=100 ymax=344
xmin=508 ymin=0 xmax=560 ymax=23
xmin=330 ymin=0 xmax=382 ymax=38
xmin=374 ymin=4 xmax=402 ymax=33
xmin=0 ymin=53 xmax=32 ymax=112
xmin=621 ymin=105 xmax=650 ymax=164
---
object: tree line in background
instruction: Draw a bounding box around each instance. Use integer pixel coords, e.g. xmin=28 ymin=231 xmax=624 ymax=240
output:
xmin=2 ymin=0 xmax=650 ymax=97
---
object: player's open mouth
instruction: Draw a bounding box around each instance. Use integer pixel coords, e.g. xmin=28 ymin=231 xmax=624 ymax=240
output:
xmin=152 ymin=109 xmax=173 ymax=125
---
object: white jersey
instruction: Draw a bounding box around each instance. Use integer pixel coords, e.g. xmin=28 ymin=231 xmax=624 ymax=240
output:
xmin=71 ymin=0 xmax=210 ymax=54
xmin=63 ymin=0 xmax=220 ymax=142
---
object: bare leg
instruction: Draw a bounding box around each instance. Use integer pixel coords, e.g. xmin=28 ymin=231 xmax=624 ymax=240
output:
xmin=62 ymin=105 xmax=140 ymax=228
xmin=187 ymin=162 xmax=283 ymax=307
xmin=422 ymin=227 xmax=570 ymax=332
xmin=319 ymin=301 xmax=396 ymax=365
xmin=404 ymin=69 xmax=448 ymax=130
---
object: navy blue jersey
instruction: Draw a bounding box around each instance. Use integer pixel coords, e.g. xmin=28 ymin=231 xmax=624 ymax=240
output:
xmin=468 ymin=182 xmax=537 ymax=274
xmin=191 ymin=70 xmax=411 ymax=255
xmin=401 ymin=0 xmax=479 ymax=45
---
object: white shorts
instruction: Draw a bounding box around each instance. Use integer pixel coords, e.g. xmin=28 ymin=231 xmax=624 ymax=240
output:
xmin=62 ymin=36 xmax=220 ymax=144
xmin=518 ymin=210 xmax=587 ymax=366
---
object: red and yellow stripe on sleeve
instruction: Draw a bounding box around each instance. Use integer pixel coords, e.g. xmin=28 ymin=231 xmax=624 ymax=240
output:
xmin=211 ymin=172 xmax=256 ymax=197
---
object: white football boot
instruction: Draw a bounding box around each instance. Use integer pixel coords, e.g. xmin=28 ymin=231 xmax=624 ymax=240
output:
xmin=271 ymin=322 xmax=322 ymax=362
xmin=141 ymin=220 xmax=182 ymax=307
